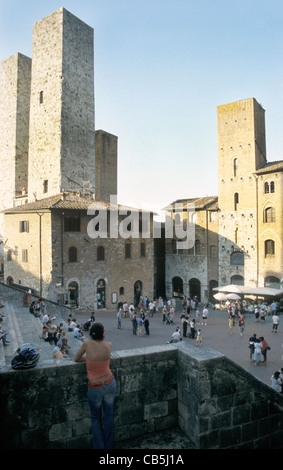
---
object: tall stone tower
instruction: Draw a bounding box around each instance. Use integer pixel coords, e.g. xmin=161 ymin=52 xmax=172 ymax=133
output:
xmin=217 ymin=98 xmax=267 ymax=287
xmin=0 ymin=53 xmax=31 ymax=211
xmin=28 ymin=7 xmax=95 ymax=201
xmin=0 ymin=52 xmax=31 ymax=258
xmin=95 ymin=130 xmax=118 ymax=203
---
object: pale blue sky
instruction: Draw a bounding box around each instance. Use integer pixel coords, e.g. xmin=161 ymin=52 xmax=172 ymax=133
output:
xmin=1 ymin=0 xmax=283 ymax=217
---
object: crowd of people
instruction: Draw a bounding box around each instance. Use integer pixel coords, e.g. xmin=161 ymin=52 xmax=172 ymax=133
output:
xmin=29 ymin=297 xmax=97 ymax=359
xmin=114 ymin=294 xmax=282 ymax=394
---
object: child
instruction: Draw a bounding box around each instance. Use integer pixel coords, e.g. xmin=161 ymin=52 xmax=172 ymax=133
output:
xmin=196 ymin=329 xmax=202 ymax=346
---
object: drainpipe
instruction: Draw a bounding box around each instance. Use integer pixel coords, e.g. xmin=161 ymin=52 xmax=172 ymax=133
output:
xmin=253 ymin=175 xmax=259 ymax=287
xmin=36 ymin=212 xmax=44 ymax=297
xmin=61 ymin=212 xmax=64 ymax=287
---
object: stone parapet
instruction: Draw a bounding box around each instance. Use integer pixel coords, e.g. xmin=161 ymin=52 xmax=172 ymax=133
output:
xmin=0 ymin=341 xmax=282 ymax=449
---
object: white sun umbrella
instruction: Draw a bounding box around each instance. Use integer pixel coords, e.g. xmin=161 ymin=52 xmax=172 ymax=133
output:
xmin=214 ymin=284 xmax=247 ymax=294
xmin=226 ymin=293 xmax=241 ymax=300
xmin=213 ymin=293 xmax=228 ymax=301
xmin=243 ymin=287 xmax=282 ymax=297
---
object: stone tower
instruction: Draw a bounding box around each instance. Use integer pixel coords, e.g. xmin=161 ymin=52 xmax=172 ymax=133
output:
xmin=95 ymin=130 xmax=118 ymax=203
xmin=28 ymin=7 xmax=95 ymax=201
xmin=217 ymin=98 xmax=267 ymax=287
xmin=0 ymin=53 xmax=31 ymax=215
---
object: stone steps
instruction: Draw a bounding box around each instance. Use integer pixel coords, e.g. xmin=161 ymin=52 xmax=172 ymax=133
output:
xmin=0 ymin=301 xmax=84 ymax=367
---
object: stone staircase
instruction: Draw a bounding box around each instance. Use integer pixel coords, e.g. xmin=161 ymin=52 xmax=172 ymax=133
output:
xmin=0 ymin=301 xmax=83 ymax=368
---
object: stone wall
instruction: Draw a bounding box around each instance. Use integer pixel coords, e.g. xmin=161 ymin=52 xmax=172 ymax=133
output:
xmin=0 ymin=340 xmax=282 ymax=449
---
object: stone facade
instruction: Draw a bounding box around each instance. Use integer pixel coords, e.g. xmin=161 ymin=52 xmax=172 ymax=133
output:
xmin=165 ymin=98 xmax=283 ymax=299
xmin=164 ymin=197 xmax=219 ymax=301
xmin=95 ymin=130 xmax=118 ymax=203
xmin=3 ymin=194 xmax=155 ymax=308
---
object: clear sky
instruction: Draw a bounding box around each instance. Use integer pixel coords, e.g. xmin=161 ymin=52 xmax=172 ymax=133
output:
xmin=1 ymin=0 xmax=283 ymax=218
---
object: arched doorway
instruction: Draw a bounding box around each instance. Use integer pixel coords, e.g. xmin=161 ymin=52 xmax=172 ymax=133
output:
xmin=6 ymin=276 xmax=14 ymax=286
xmin=134 ymin=280 xmax=142 ymax=307
xmin=172 ymin=276 xmax=183 ymax=297
xmin=68 ymin=281 xmax=79 ymax=306
xmin=189 ymin=278 xmax=201 ymax=301
xmin=97 ymin=279 xmax=106 ymax=309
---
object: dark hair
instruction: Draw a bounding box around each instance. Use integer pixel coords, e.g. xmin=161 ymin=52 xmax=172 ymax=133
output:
xmin=89 ymin=322 xmax=104 ymax=340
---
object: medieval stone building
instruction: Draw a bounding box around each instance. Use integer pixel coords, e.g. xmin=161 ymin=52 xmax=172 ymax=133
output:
xmin=0 ymin=8 xmax=155 ymax=308
xmin=165 ymin=98 xmax=283 ymax=301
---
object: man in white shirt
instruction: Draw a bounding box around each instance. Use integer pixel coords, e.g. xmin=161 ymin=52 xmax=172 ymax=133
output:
xmin=272 ymin=314 xmax=279 ymax=333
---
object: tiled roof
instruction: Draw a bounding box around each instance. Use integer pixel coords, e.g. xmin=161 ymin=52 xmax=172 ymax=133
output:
xmin=255 ymin=160 xmax=283 ymax=174
xmin=164 ymin=196 xmax=218 ymax=211
xmin=3 ymin=193 xmax=154 ymax=214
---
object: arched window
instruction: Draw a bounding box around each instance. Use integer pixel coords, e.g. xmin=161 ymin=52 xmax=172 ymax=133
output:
xmin=264 ymin=181 xmax=275 ymax=194
xmin=97 ymin=279 xmax=105 ymax=309
xmin=230 ymin=251 xmax=244 ymax=265
xmin=264 ymin=182 xmax=269 ymax=194
xmin=231 ymin=275 xmax=244 ymax=286
xmin=265 ymin=239 xmax=275 ymax=257
xmin=233 ymin=158 xmax=238 ymax=177
xmin=264 ymin=276 xmax=280 ymax=289
xmin=210 ymin=245 xmax=217 ymax=258
xmin=69 ymin=247 xmax=77 ymax=263
xmin=97 ymin=246 xmax=105 ymax=261
xmin=264 ymin=207 xmax=276 ymax=223
xmin=234 ymin=193 xmax=239 ymax=211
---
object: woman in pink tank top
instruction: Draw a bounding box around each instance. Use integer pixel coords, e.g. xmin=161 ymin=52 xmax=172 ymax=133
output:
xmin=74 ymin=322 xmax=116 ymax=449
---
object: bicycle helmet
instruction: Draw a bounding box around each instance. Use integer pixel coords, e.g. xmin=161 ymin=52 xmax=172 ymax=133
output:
xmin=11 ymin=343 xmax=40 ymax=370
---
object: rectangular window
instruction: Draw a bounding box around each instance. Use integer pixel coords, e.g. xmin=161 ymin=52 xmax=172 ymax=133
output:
xmin=140 ymin=242 xmax=146 ymax=257
xmin=39 ymin=91 xmax=43 ymax=104
xmin=125 ymin=243 xmax=131 ymax=259
xmin=64 ymin=216 xmax=80 ymax=232
xmin=43 ymin=180 xmax=48 ymax=193
xmin=22 ymin=249 xmax=28 ymax=263
xmin=19 ymin=221 xmax=29 ymax=233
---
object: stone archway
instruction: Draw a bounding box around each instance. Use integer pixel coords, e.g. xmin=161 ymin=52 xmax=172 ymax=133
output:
xmin=189 ymin=278 xmax=201 ymax=301
xmin=172 ymin=276 xmax=183 ymax=297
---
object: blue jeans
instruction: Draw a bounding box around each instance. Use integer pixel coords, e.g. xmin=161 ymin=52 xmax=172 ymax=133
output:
xmin=87 ymin=378 xmax=116 ymax=449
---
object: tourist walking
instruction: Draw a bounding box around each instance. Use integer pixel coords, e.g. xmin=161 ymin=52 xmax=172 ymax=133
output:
xmin=201 ymin=306 xmax=208 ymax=326
xmin=253 ymin=338 xmax=262 ymax=365
xmin=74 ymin=322 xmax=116 ymax=449
xmin=117 ymin=308 xmax=122 ymax=329
xmin=238 ymin=316 xmax=245 ymax=336
xmin=137 ymin=316 xmax=143 ymax=336
xmin=272 ymin=314 xmax=279 ymax=333
xmin=260 ymin=336 xmax=270 ymax=364
xmin=131 ymin=314 xmax=137 ymax=335
xmin=144 ymin=313 xmax=150 ymax=335
xmin=196 ymin=329 xmax=202 ymax=346
xmin=248 ymin=334 xmax=257 ymax=361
